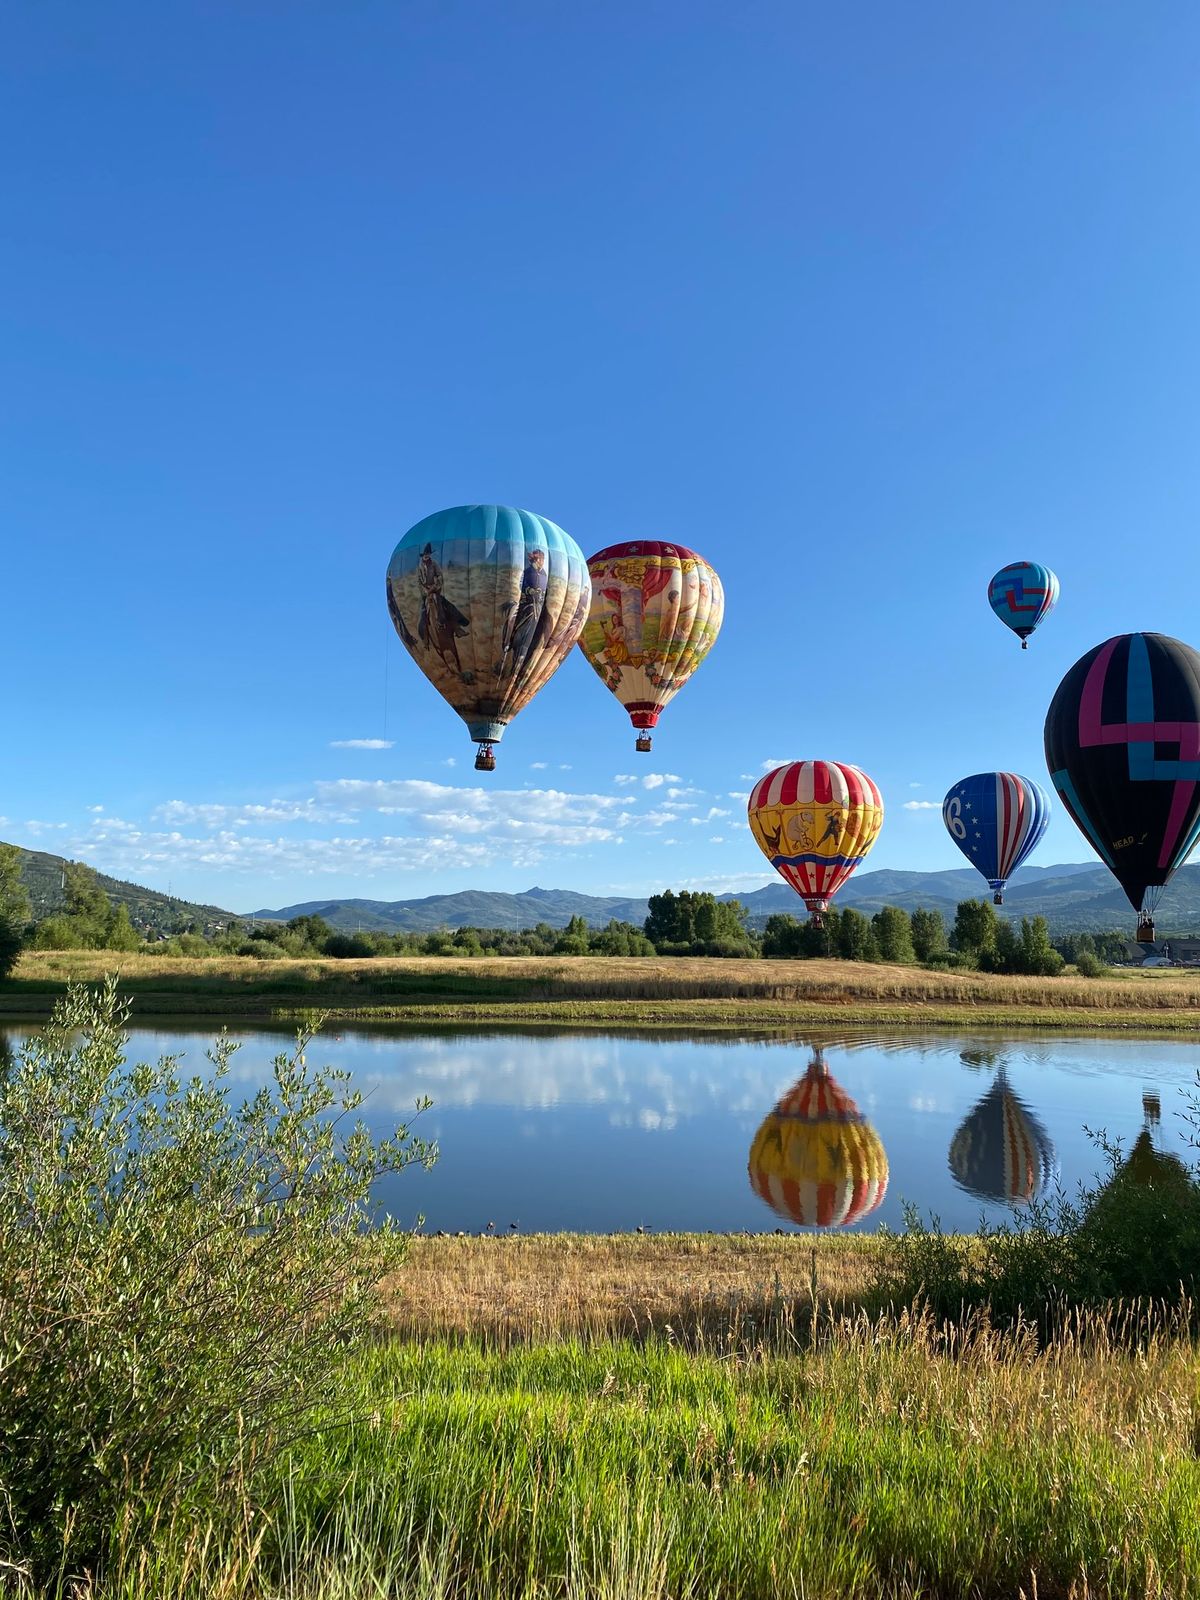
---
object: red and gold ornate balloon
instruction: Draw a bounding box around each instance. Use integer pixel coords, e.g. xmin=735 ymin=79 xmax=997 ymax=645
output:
xmin=577 ymin=540 xmax=723 ymax=752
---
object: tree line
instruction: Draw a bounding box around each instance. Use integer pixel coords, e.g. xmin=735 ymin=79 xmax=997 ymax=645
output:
xmin=0 ymin=851 xmax=1147 ymax=978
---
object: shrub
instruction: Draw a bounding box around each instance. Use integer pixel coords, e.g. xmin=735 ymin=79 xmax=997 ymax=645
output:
xmin=1074 ymin=950 xmax=1108 ymax=978
xmin=872 ymin=1097 xmax=1200 ymax=1334
xmin=0 ymin=979 xmax=434 ymax=1583
xmin=323 ymin=932 xmax=376 ymax=959
xmin=0 ymin=914 xmax=22 ymax=980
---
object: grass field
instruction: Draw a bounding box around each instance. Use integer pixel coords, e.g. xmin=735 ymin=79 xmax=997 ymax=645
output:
xmin=64 ymin=1235 xmax=1200 ymax=1599
xmin=6 ymin=949 xmax=1200 ymax=1032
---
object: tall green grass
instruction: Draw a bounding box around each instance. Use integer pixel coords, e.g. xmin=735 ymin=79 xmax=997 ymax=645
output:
xmin=22 ymin=1311 xmax=1200 ymax=1599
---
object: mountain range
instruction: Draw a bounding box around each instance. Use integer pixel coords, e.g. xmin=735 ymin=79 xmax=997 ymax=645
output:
xmin=12 ymin=837 xmax=1200 ymax=939
xmin=252 ymin=861 xmax=1200 ymax=936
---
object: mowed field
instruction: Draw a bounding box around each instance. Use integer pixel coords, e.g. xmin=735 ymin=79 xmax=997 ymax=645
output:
xmin=5 ymin=949 xmax=1200 ymax=1029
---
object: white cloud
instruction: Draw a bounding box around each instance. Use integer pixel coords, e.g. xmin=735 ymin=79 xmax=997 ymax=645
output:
xmin=903 ymin=800 xmax=941 ymax=811
xmin=909 ymin=782 xmax=923 ymax=789
xmin=642 ymin=772 xmax=681 ymax=790
xmin=739 ymin=774 xmax=756 ymax=781
xmin=443 ymin=756 xmax=457 ymax=767
xmin=154 ymin=799 xmax=329 ymax=827
xmin=329 ymin=738 xmax=394 ymax=750
xmin=708 ymin=836 xmax=726 ymax=843
xmin=23 ymin=821 xmax=68 ymax=835
xmin=86 ymin=804 xmax=104 ymax=814
xmin=759 ymin=758 xmax=792 ymax=772
xmin=559 ymin=764 xmax=572 ymax=771
xmin=614 ymin=774 xmax=638 ymax=785
xmin=666 ymin=786 xmax=703 ymax=800
xmin=530 ymin=762 xmax=549 ymax=770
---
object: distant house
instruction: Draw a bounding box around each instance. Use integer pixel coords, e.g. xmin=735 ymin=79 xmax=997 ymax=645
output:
xmin=1119 ymin=936 xmax=1200 ymax=965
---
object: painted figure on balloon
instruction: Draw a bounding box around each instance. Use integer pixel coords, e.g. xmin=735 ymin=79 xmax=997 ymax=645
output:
xmin=498 ymin=548 xmax=551 ymax=679
xmin=417 ymin=544 xmax=471 ymax=677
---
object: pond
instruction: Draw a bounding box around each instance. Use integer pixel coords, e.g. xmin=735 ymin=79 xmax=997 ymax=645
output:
xmin=3 ymin=1021 xmax=1197 ymax=1234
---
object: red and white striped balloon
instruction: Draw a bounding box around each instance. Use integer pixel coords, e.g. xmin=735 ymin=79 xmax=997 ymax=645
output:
xmin=747 ymin=760 xmax=885 ymax=917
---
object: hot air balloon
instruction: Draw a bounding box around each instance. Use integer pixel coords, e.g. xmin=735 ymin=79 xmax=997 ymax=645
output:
xmin=942 ymin=772 xmax=1052 ymax=905
xmin=988 ymin=561 xmax=1059 ymax=648
xmin=386 ymin=506 xmax=590 ymax=771
xmin=576 ymin=541 xmax=723 ymax=752
xmin=747 ymin=762 xmax=884 ymax=924
xmin=948 ymin=1071 xmax=1055 ymax=1206
xmin=1044 ymin=632 xmax=1200 ymax=944
xmin=748 ymin=1050 xmax=888 ymax=1228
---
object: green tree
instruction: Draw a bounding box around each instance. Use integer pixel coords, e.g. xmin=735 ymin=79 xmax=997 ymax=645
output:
xmin=952 ymin=899 xmax=998 ymax=958
xmin=871 ymin=905 xmax=915 ymax=964
xmin=287 ymin=913 xmax=334 ymax=951
xmin=837 ymin=907 xmax=880 ymax=962
xmin=910 ymin=906 xmax=948 ymax=961
xmin=761 ymin=913 xmax=805 ymax=958
xmin=0 ymin=844 xmax=31 ymax=928
xmin=980 ymin=916 xmax=1019 ymax=973
xmin=0 ymin=844 xmax=30 ymax=980
xmin=555 ymin=914 xmax=591 ymax=955
xmin=104 ymin=903 xmax=141 ymax=953
xmin=1019 ymin=915 xmax=1065 ymax=976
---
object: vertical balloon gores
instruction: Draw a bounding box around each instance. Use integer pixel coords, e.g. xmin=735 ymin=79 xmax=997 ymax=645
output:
xmin=988 ymin=561 xmax=1059 ymax=649
xmin=1044 ymin=632 xmax=1200 ymax=944
xmin=747 ymin=761 xmax=884 ymax=923
xmin=576 ymin=540 xmax=724 ymax=753
xmin=941 ymin=772 xmax=1052 ymax=904
xmin=386 ymin=505 xmax=591 ymax=770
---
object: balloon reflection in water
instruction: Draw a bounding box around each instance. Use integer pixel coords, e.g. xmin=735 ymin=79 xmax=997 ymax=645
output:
xmin=748 ymin=1051 xmax=888 ymax=1228
xmin=948 ymin=1072 xmax=1055 ymax=1205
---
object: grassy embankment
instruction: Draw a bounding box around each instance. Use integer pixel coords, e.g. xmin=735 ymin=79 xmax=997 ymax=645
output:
xmin=83 ymin=1235 xmax=1200 ymax=1599
xmin=6 ymin=949 xmax=1200 ymax=1032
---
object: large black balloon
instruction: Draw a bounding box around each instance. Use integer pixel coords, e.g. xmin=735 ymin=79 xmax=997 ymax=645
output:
xmin=1044 ymin=633 xmax=1200 ymax=916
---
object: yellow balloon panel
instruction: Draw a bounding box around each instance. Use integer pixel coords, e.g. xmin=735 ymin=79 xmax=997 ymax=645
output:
xmin=578 ymin=541 xmax=723 ymax=732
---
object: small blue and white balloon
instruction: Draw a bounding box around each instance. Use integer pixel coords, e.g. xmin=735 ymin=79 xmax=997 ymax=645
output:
xmin=942 ymin=772 xmax=1052 ymax=904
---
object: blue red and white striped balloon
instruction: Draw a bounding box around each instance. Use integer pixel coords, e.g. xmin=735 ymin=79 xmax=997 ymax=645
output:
xmin=942 ymin=772 xmax=1052 ymax=904
xmin=987 ymin=561 xmax=1059 ymax=649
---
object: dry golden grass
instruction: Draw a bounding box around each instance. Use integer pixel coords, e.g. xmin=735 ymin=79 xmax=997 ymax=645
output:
xmin=386 ymin=1231 xmax=887 ymax=1345
xmin=9 ymin=948 xmax=1200 ymax=1030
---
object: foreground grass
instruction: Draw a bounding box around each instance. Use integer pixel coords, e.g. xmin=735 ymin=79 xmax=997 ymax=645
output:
xmin=73 ymin=1309 xmax=1200 ymax=1599
xmin=7 ymin=950 xmax=1200 ymax=1032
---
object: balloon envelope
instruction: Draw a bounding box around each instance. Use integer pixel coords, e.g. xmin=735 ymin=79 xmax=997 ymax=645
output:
xmin=747 ymin=761 xmax=884 ymax=917
xmin=576 ymin=541 xmax=723 ymax=750
xmin=948 ymin=1073 xmax=1055 ymax=1205
xmin=386 ymin=506 xmax=590 ymax=766
xmin=942 ymin=772 xmax=1052 ymax=902
xmin=1043 ymin=633 xmax=1200 ymax=919
xmin=748 ymin=1052 xmax=888 ymax=1228
xmin=988 ymin=561 xmax=1059 ymax=646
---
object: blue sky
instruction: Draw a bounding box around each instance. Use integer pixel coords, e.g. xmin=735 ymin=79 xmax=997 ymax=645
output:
xmin=4 ymin=2 xmax=1199 ymax=912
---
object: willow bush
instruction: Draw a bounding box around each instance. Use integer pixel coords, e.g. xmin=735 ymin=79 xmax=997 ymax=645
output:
xmin=0 ymin=979 xmax=434 ymax=1586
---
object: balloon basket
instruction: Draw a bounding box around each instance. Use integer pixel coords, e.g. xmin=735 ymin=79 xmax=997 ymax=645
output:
xmin=474 ymin=742 xmax=497 ymax=772
xmin=993 ymin=892 xmax=1003 ymax=906
xmin=635 ymin=734 xmax=653 ymax=753
xmin=1136 ymin=916 xmax=1156 ymax=946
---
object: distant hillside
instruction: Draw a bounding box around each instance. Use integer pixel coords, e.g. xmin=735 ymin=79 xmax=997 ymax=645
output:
xmin=251 ymin=862 xmax=1200 ymax=937
xmin=11 ymin=844 xmax=235 ymax=938
xmin=250 ymin=885 xmax=653 ymax=934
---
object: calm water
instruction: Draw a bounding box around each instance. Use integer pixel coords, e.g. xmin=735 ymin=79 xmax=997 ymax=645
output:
xmin=5 ymin=1022 xmax=1198 ymax=1233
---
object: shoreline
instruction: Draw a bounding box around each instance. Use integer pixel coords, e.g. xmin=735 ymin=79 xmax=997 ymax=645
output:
xmin=5 ymin=949 xmax=1200 ymax=1033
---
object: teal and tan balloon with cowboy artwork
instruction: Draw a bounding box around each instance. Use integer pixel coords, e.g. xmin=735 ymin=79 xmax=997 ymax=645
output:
xmin=386 ymin=505 xmax=591 ymax=770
